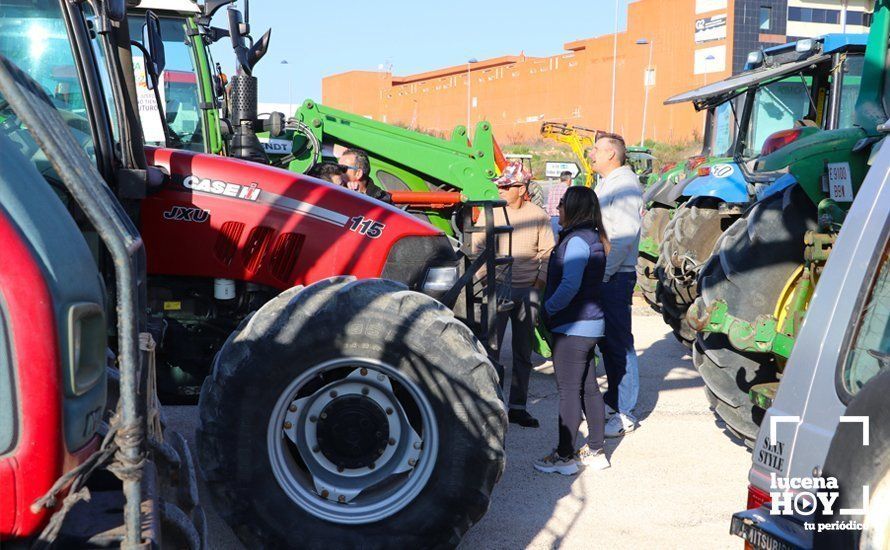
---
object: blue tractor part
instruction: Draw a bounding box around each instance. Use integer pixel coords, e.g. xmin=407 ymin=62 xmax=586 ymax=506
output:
xmin=668 ymin=162 xmax=749 ymax=204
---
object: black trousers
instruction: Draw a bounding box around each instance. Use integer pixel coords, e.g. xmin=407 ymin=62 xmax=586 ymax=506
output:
xmin=552 ymin=333 xmax=605 ymax=457
xmin=490 ymin=287 xmax=539 ymax=409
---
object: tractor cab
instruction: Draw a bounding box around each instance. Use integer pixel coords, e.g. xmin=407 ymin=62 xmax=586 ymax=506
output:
xmin=0 ymin=0 xmax=201 ymax=545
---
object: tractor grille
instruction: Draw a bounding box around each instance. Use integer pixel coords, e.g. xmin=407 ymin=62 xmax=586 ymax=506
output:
xmin=243 ymin=226 xmax=276 ymax=274
xmin=215 ymin=221 xmax=245 ymax=266
xmin=269 ymin=232 xmax=305 ymax=282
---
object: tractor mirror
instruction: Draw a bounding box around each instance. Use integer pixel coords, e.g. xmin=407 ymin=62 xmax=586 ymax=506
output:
xmin=227 ymin=7 xmax=246 ymax=51
xmin=104 ymin=0 xmax=125 ymax=22
xmin=143 ymin=11 xmax=166 ymax=78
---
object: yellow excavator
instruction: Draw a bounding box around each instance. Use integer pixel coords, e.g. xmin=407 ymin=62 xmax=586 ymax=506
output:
xmin=540 ymin=122 xmax=604 ymax=187
xmin=540 ymin=122 xmax=655 ymax=188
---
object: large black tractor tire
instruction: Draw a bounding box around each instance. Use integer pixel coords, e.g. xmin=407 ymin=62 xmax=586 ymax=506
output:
xmin=691 ymin=185 xmax=817 ymax=444
xmin=636 ymin=204 xmax=673 ymax=312
xmin=694 ymin=337 xmax=770 ymax=445
xmin=197 ymin=277 xmax=507 ymax=549
xmin=656 ymin=199 xmax=725 ymax=348
xmin=817 ymin=369 xmax=890 ymax=549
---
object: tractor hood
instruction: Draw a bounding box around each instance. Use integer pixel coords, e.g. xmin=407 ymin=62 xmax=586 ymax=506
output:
xmin=141 ymin=147 xmax=445 ymax=290
xmin=664 ymin=54 xmax=830 ymax=111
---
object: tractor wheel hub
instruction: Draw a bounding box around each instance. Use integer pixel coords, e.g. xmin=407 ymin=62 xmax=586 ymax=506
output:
xmin=316 ymin=395 xmax=390 ymax=469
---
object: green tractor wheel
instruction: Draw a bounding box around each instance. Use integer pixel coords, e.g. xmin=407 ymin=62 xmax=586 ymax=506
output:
xmin=656 ymin=199 xmax=724 ymax=348
xmin=636 ymin=205 xmax=673 ymax=311
xmin=692 ymin=185 xmax=817 ymax=443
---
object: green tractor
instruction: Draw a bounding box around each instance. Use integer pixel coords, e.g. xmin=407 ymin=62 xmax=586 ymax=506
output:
xmin=651 ymin=34 xmax=866 ymax=346
xmin=128 ymin=0 xmax=504 ymax=236
xmin=689 ymin=1 xmax=890 ymax=443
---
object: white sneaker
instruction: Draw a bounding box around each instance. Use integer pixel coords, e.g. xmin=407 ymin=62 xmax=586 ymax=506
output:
xmin=604 ymin=413 xmax=637 ymax=438
xmin=533 ymin=450 xmax=580 ymax=475
xmin=575 ymin=445 xmax=611 ymax=470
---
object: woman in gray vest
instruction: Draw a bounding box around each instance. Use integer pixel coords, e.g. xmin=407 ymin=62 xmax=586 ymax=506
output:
xmin=534 ymin=186 xmax=611 ymax=475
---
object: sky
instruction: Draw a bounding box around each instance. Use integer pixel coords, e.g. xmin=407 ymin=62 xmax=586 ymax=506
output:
xmin=208 ymin=0 xmax=630 ymax=105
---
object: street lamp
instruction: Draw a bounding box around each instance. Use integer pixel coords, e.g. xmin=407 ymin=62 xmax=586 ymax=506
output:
xmin=281 ymin=59 xmax=292 ymax=115
xmin=466 ymin=58 xmax=478 ymax=133
xmin=636 ymin=38 xmax=654 ymax=147
xmin=610 ymin=0 xmax=620 ymax=133
xmin=703 ymin=54 xmax=716 ymax=85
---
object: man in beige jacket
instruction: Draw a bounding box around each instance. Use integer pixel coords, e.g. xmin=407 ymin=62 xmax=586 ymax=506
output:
xmin=473 ymin=162 xmax=555 ymax=427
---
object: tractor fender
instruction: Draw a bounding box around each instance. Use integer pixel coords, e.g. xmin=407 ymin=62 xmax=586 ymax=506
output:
xmin=645 ymin=175 xmax=681 ymax=207
xmin=670 ymin=162 xmax=749 ymax=204
xmin=755 ymin=172 xmax=798 ymax=202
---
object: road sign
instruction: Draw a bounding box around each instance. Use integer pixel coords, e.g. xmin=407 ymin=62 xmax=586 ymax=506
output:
xmin=545 ymin=161 xmax=580 ymax=178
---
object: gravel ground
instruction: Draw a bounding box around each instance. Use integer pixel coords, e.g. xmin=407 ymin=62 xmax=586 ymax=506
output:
xmin=163 ymin=301 xmax=752 ymax=549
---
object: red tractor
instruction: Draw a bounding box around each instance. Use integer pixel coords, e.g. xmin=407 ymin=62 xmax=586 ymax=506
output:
xmin=0 ymin=34 xmax=201 ymax=548
xmin=1 ymin=1 xmax=508 ymax=547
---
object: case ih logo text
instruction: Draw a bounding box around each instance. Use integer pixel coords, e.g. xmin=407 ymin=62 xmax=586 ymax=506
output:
xmin=182 ymin=175 xmax=261 ymax=201
xmin=163 ymin=206 xmax=210 ymax=223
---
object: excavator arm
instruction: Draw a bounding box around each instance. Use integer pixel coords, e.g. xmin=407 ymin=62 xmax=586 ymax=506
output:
xmin=540 ymin=122 xmax=605 ymax=187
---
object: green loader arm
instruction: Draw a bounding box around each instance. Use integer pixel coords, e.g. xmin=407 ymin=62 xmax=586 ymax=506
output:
xmin=280 ymin=100 xmax=502 ymax=203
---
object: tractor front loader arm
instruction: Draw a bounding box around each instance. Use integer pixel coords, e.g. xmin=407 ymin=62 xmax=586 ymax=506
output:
xmin=285 ymin=100 xmax=504 ymax=203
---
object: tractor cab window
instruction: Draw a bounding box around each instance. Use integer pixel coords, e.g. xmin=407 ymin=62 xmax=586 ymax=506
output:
xmin=841 ymin=237 xmax=890 ymax=397
xmin=712 ymin=100 xmax=735 ymax=156
xmin=836 ymin=54 xmax=864 ymax=130
xmin=0 ymin=0 xmax=96 ymax=176
xmin=128 ymin=14 xmax=204 ymax=151
xmin=745 ymin=78 xmax=811 ymax=158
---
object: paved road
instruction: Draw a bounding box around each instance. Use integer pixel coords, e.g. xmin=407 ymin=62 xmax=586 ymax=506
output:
xmin=164 ymin=303 xmax=751 ymax=549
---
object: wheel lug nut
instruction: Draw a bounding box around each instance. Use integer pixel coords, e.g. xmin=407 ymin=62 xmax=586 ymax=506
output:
xmin=408 ymin=458 xmax=416 ymax=466
xmin=388 ymin=438 xmax=396 ymax=446
xmin=321 ymin=490 xmax=329 ymax=498
xmin=361 ymin=387 xmax=370 ymax=395
xmin=320 ymin=412 xmax=328 ymax=420
xmin=283 ymin=421 xmax=292 ymax=429
xmin=310 ymin=415 xmax=317 ymax=423
xmin=360 ymin=368 xmax=368 ymax=376
xmin=377 ymin=374 xmax=385 ymax=381
xmin=369 ymin=462 xmax=376 ymax=469
xmin=329 ymin=390 xmax=338 ymax=398
xmin=413 ymin=442 xmax=422 ymax=450
xmin=288 ymin=403 xmax=297 ymax=412
xmin=312 ymin=445 xmax=320 ymax=453
xmin=337 ymin=465 xmax=345 ymax=472
xmin=338 ymin=495 xmax=346 ymax=503
xmin=385 ymin=407 xmax=393 ymax=415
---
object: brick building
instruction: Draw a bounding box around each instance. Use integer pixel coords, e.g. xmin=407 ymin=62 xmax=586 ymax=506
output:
xmin=322 ymin=0 xmax=871 ymax=144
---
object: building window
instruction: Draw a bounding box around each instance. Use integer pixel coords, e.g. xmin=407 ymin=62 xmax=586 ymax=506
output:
xmin=760 ymin=6 xmax=771 ymax=30
xmin=788 ymin=6 xmax=842 ymax=25
xmin=847 ymin=11 xmax=872 ymax=26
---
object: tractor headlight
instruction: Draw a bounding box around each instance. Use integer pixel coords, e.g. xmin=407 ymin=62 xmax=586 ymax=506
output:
xmin=795 ymin=39 xmax=816 ymax=53
xmin=746 ymin=50 xmax=764 ymax=66
xmin=421 ymin=266 xmax=459 ymax=294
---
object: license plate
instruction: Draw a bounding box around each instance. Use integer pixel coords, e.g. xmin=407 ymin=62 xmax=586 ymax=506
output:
xmin=730 ymin=515 xmax=801 ymax=550
xmin=826 ymin=162 xmax=854 ymax=202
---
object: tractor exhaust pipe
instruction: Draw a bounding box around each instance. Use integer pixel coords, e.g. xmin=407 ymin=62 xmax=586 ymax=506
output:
xmin=226 ymin=6 xmax=271 ymax=162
